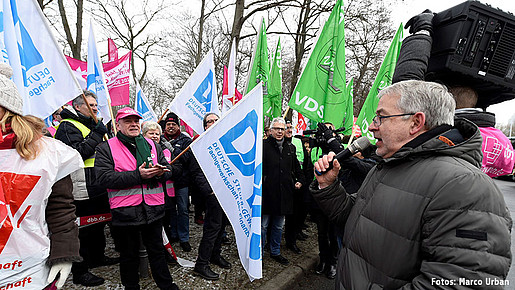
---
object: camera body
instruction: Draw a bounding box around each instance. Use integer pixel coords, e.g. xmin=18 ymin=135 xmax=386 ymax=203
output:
xmin=303 ymin=123 xmax=345 ymax=154
xmin=427 ymin=0 xmax=515 ymax=108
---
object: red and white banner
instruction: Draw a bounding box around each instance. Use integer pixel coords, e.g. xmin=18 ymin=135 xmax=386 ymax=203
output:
xmin=66 ymin=51 xmax=132 ymax=106
xmin=293 ymin=111 xmax=307 ymax=135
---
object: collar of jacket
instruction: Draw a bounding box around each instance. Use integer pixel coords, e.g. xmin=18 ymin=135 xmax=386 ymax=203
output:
xmin=60 ymin=105 xmax=94 ymax=127
xmin=455 ymin=110 xmax=496 ymax=127
xmin=379 ymin=118 xmax=482 ymax=169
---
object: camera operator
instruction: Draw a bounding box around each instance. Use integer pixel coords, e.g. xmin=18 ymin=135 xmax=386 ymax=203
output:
xmin=392 ymin=9 xmax=514 ymax=178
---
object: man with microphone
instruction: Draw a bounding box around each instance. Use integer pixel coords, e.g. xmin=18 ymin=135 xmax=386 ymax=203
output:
xmin=310 ymin=80 xmax=511 ymax=289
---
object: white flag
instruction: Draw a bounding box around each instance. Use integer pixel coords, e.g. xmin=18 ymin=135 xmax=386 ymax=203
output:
xmin=168 ymin=50 xmax=219 ymax=133
xmin=222 ymin=40 xmax=236 ymax=115
xmin=191 ymin=85 xmax=263 ymax=281
xmin=87 ymin=21 xmax=111 ymax=124
xmin=2 ymin=0 xmax=82 ymax=117
xmin=135 ymin=82 xmax=157 ymax=123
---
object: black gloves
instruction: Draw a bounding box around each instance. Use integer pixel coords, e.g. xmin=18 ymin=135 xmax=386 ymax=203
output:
xmin=405 ymin=9 xmax=434 ymax=35
xmin=93 ymin=120 xmax=108 ymax=136
xmin=317 ymin=122 xmax=334 ymax=142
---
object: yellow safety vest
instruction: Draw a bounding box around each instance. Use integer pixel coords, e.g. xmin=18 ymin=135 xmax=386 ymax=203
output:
xmin=58 ymin=119 xmax=95 ymax=167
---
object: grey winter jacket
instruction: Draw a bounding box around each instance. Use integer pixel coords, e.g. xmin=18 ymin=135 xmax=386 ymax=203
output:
xmin=310 ymin=119 xmax=512 ymax=289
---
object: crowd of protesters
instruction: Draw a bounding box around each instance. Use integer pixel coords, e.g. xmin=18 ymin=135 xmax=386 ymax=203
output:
xmin=1 ymin=7 xmax=515 ymax=290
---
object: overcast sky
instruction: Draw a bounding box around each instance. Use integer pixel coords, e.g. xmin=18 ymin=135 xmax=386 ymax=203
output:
xmin=390 ymin=0 xmax=515 ymax=125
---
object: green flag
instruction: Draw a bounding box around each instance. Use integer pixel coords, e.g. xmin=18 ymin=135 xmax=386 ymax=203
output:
xmin=342 ymin=77 xmax=354 ymax=135
xmin=246 ymin=18 xmax=270 ymax=108
xmin=356 ymin=24 xmax=403 ymax=144
xmin=267 ymin=38 xmax=283 ymax=118
xmin=288 ymin=0 xmax=347 ymax=129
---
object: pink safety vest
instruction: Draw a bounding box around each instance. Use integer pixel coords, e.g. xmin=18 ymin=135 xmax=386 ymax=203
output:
xmin=107 ymin=137 xmax=165 ymax=209
xmin=163 ymin=148 xmax=175 ymax=197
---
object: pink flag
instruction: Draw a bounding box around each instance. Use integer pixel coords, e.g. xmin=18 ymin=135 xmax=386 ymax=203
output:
xmin=108 ymin=38 xmax=118 ymax=61
xmin=66 ymin=52 xmax=132 ymax=106
xmin=478 ymin=127 xmax=514 ymax=177
xmin=181 ymin=120 xmax=195 ymax=137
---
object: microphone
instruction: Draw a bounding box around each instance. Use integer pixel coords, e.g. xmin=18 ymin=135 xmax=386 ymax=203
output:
xmin=315 ymin=136 xmax=372 ymax=176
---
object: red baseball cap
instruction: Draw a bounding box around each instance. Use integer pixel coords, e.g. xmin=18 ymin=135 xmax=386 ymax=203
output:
xmin=115 ymin=107 xmax=142 ymax=122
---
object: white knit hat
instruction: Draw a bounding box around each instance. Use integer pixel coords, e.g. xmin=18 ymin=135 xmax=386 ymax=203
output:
xmin=0 ymin=63 xmax=23 ymax=115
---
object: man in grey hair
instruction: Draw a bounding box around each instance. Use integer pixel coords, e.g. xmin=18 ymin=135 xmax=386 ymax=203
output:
xmin=311 ymin=80 xmax=511 ymax=289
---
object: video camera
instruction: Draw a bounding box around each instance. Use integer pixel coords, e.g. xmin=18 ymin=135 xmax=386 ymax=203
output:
xmin=300 ymin=123 xmax=346 ymax=154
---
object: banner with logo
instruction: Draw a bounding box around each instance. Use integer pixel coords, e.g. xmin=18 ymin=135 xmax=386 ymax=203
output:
xmin=191 ymin=85 xmax=263 ymax=281
xmin=292 ymin=111 xmax=308 ymax=136
xmin=287 ymin=0 xmax=350 ymax=131
xmin=356 ymin=24 xmax=403 ymax=144
xmin=135 ymin=82 xmax=157 ymax=123
xmin=1 ymin=0 xmax=83 ymax=118
xmin=87 ymin=21 xmax=112 ymax=123
xmin=0 ymin=137 xmax=83 ymax=289
xmin=168 ymin=50 xmax=219 ymax=133
xmin=479 ymin=127 xmax=515 ymax=177
xmin=66 ymin=52 xmax=131 ymax=106
xmin=267 ymin=38 xmax=282 ymax=118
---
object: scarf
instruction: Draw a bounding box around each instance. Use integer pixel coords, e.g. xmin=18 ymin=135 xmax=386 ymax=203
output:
xmin=116 ymin=132 xmax=153 ymax=168
xmin=0 ymin=123 xmax=16 ymax=150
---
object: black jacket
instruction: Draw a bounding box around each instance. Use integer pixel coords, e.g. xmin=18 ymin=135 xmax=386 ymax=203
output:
xmin=262 ymin=137 xmax=305 ymax=215
xmin=54 ymin=107 xmax=108 ymax=216
xmin=166 ymin=133 xmax=193 ymax=189
xmin=95 ymin=138 xmax=181 ymax=226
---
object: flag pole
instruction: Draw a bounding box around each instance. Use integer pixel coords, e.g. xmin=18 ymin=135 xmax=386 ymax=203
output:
xmin=107 ymin=98 xmax=117 ymax=135
xmin=169 ymin=145 xmax=190 ymax=165
xmin=158 ymin=109 xmax=169 ymax=123
xmin=282 ymin=107 xmax=290 ymax=119
xmin=81 ymin=92 xmax=98 ymax=123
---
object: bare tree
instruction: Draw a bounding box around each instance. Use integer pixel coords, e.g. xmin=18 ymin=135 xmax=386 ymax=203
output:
xmin=37 ymin=0 xmax=54 ymax=10
xmin=89 ymin=0 xmax=166 ymax=84
xmin=56 ymin=0 xmax=84 ymax=59
xmin=345 ymin=0 xmax=396 ymax=114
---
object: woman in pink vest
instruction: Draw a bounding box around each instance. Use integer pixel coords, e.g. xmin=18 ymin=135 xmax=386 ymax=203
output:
xmin=95 ymin=107 xmax=181 ymax=290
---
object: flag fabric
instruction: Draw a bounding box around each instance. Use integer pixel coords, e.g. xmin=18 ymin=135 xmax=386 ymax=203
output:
xmin=1 ymin=0 xmax=83 ymax=118
xmin=190 ymin=85 xmax=263 ymax=281
xmin=342 ymin=77 xmax=354 ymax=134
xmin=108 ymin=38 xmax=118 ymax=61
xmin=222 ymin=40 xmax=237 ymax=114
xmin=66 ymin=51 xmax=131 ymax=106
xmin=287 ymin=0 xmax=348 ymax=129
xmin=267 ymin=38 xmax=283 ymax=118
xmin=181 ymin=120 xmax=195 ymax=137
xmin=292 ymin=111 xmax=307 ymax=135
xmin=87 ymin=21 xmax=112 ymax=123
xmin=245 ymin=18 xmax=269 ymax=107
xmin=222 ymin=66 xmax=243 ymax=115
xmin=134 ymin=82 xmax=157 ymax=123
xmin=168 ymin=50 xmax=219 ymax=134
xmin=356 ymin=24 xmax=403 ymax=144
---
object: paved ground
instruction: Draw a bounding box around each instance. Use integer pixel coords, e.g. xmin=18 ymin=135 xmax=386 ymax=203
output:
xmin=62 ymin=212 xmax=321 ymax=289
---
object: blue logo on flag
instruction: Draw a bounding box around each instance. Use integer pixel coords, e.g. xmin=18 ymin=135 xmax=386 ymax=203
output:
xmin=193 ymin=70 xmax=214 ymax=112
xmin=10 ymin=0 xmax=44 ymax=87
xmin=137 ymin=90 xmax=150 ymax=116
xmin=219 ymin=110 xmax=262 ymax=260
xmin=219 ymin=110 xmax=258 ymax=176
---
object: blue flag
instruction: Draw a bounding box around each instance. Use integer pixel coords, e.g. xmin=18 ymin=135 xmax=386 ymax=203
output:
xmin=1 ymin=0 xmax=82 ymax=118
xmin=135 ymin=82 xmax=157 ymax=123
xmin=87 ymin=21 xmax=111 ymax=123
xmin=190 ymin=85 xmax=263 ymax=281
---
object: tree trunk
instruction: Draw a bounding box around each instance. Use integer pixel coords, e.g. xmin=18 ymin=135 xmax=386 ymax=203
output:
xmin=196 ymin=0 xmax=206 ymax=66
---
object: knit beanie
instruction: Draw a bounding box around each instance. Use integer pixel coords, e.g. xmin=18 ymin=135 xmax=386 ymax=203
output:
xmin=0 ymin=63 xmax=23 ymax=115
xmin=164 ymin=112 xmax=180 ymax=126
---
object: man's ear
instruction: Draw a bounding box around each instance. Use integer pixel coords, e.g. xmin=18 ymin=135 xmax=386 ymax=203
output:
xmin=410 ymin=112 xmax=426 ymax=135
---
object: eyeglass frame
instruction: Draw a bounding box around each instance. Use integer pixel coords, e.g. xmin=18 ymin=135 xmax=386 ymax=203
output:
xmin=271 ymin=127 xmax=285 ymax=131
xmin=372 ymin=113 xmax=415 ymax=126
xmin=205 ymin=118 xmax=219 ymax=124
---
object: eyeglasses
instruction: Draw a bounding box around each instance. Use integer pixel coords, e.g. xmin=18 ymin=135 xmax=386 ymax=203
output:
xmin=372 ymin=113 xmax=415 ymax=126
xmin=271 ymin=127 xmax=285 ymax=131
xmin=206 ymin=119 xmax=218 ymax=124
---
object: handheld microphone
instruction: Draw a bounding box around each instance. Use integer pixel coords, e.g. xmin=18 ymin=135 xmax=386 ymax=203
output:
xmin=315 ymin=136 xmax=372 ymax=176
